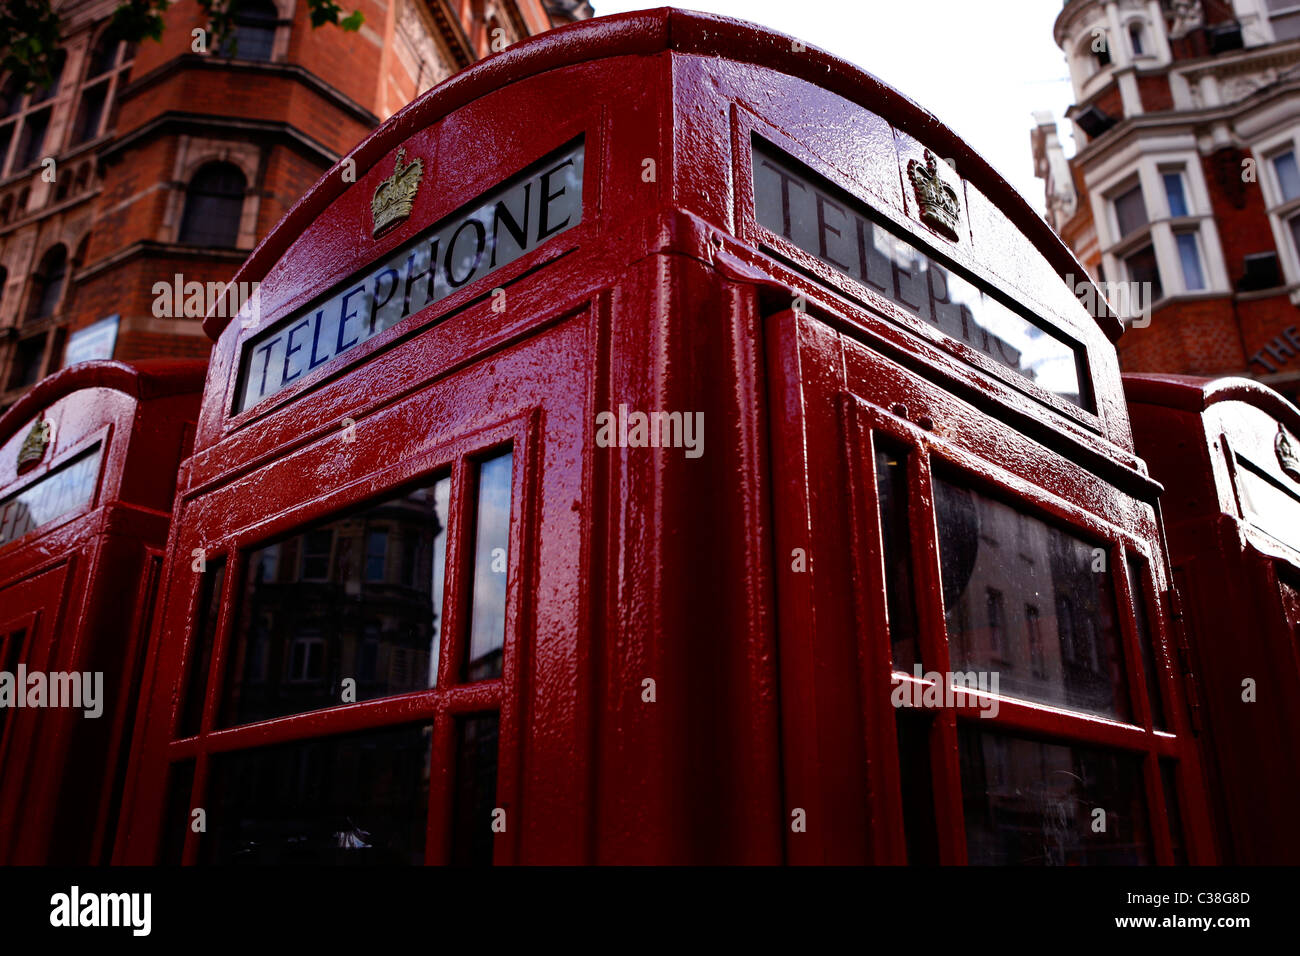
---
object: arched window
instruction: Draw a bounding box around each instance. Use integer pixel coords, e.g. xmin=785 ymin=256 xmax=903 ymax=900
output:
xmin=86 ymin=32 xmax=120 ymax=79
xmin=219 ymin=1 xmax=279 ymax=62
xmin=178 ymin=162 xmax=246 ymax=247
xmin=0 ymin=195 xmax=12 ymax=224
xmin=26 ymin=244 xmax=68 ymax=322
xmin=0 ymin=75 xmax=22 ymax=117
xmin=29 ymin=50 xmax=66 ymax=105
xmin=1128 ymin=22 xmax=1146 ymax=56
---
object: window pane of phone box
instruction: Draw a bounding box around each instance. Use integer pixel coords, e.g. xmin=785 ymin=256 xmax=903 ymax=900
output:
xmin=201 ymin=723 xmax=432 ymax=864
xmin=935 ymin=478 xmax=1131 ymax=721
xmin=220 ymin=477 xmax=451 ymax=727
xmin=959 ymin=725 xmax=1152 ymax=865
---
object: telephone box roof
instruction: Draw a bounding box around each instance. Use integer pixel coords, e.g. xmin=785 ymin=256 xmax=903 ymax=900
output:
xmin=0 ymin=359 xmax=207 ymax=448
xmin=1124 ymin=372 xmax=1300 ymax=434
xmin=205 ymin=6 xmax=1111 ymax=342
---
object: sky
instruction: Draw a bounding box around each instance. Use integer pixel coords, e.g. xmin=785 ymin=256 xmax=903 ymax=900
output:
xmin=589 ymin=0 xmax=1077 ymax=215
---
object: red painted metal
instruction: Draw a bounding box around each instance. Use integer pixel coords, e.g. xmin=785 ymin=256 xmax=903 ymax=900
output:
xmin=94 ymin=8 xmax=1216 ymax=864
xmin=0 ymin=359 xmax=204 ymax=864
xmin=1125 ymin=373 xmax=1300 ymax=864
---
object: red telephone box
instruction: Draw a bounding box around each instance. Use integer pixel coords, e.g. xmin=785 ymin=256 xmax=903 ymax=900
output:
xmin=116 ymin=9 xmax=1214 ymax=865
xmin=0 ymin=359 xmax=204 ymax=864
xmin=1124 ymin=373 xmax=1300 ymax=864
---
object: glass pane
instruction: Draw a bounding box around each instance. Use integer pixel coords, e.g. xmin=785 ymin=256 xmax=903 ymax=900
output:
xmin=874 ymin=443 xmax=920 ymax=670
xmin=1162 ymin=173 xmax=1188 ymax=217
xmin=451 ymin=713 xmax=501 ymax=866
xmin=201 ymin=723 xmax=432 ymax=864
xmin=1235 ymin=455 xmax=1300 ymax=551
xmin=1289 ymin=213 xmax=1300 ymax=266
xmin=1159 ymin=759 xmax=1187 ymax=865
xmin=934 ymin=477 xmax=1131 ymax=720
xmin=0 ymin=444 xmax=103 ymax=548
xmin=220 ymin=476 xmax=451 ymax=726
xmin=1124 ymin=244 xmax=1163 ymax=303
xmin=895 ymin=714 xmax=938 ymax=864
xmin=465 ymin=450 xmax=513 ymax=682
xmin=178 ymin=557 xmax=226 ymax=737
xmin=1114 ymin=184 xmax=1147 ymax=237
xmin=1175 ymin=233 xmax=1205 ymax=291
xmin=959 ymin=725 xmax=1152 ymax=864
xmin=1277 ymin=151 xmax=1300 ymax=202
xmin=751 ymin=140 xmax=1087 ymax=408
xmin=160 ymin=760 xmax=196 ymax=865
xmin=1126 ymin=557 xmax=1166 ymax=730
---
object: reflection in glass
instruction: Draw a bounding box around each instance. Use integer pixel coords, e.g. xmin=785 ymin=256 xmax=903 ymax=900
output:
xmin=201 ymin=723 xmax=432 ymax=864
xmin=451 ymin=713 xmax=500 ymax=866
xmin=179 ymin=558 xmax=227 ymax=737
xmin=935 ymin=478 xmax=1130 ymax=719
xmin=874 ymin=443 xmax=920 ymax=670
xmin=1127 ymin=557 xmax=1166 ymax=730
xmin=895 ymin=714 xmax=938 ymax=864
xmin=752 ymin=141 xmax=1086 ymax=407
xmin=959 ymin=725 xmax=1152 ymax=865
xmin=465 ymin=451 xmax=512 ymax=682
xmin=160 ymin=759 xmax=196 ymax=865
xmin=220 ymin=477 xmax=451 ymax=726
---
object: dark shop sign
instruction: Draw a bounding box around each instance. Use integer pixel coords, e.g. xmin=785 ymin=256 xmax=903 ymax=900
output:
xmin=752 ymin=140 xmax=1086 ymax=409
xmin=233 ymin=139 xmax=585 ymax=413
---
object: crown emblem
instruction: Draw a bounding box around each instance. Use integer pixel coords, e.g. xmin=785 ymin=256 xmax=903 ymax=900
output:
xmin=1277 ymin=425 xmax=1300 ymax=484
xmin=907 ymin=149 xmax=962 ymax=242
xmin=371 ymin=147 xmax=424 ymax=237
xmin=17 ymin=418 xmax=49 ymax=472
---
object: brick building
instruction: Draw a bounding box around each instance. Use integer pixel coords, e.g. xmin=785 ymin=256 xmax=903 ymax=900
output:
xmin=1033 ymin=0 xmax=1300 ymax=402
xmin=0 ymin=0 xmax=588 ymax=410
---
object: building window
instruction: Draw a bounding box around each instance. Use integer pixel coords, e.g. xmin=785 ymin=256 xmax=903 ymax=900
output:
xmin=1267 ymin=0 xmax=1300 ymax=42
xmin=8 ymin=335 xmax=46 ymax=389
xmin=1129 ymin=23 xmax=1146 ymax=55
xmin=985 ymin=588 xmax=1005 ymax=657
xmin=300 ymin=528 xmax=333 ymax=581
xmin=28 ymin=51 xmax=65 ymax=106
xmin=1093 ymin=37 xmax=1111 ymax=69
xmin=86 ymin=31 xmax=120 ymax=78
xmin=1113 ymin=183 xmax=1148 ymax=238
xmin=71 ymin=84 xmax=108 ymax=145
xmin=1162 ymin=171 xmax=1190 ymax=217
xmin=178 ymin=162 xmax=246 ymax=248
xmin=1124 ymin=244 xmax=1163 ymax=302
xmin=1274 ymin=150 xmax=1300 ymax=202
xmin=13 ymin=107 xmax=50 ymax=171
xmin=1263 ymin=146 xmax=1300 ymax=285
xmin=365 ymin=528 xmax=388 ymax=582
xmin=26 ymin=244 xmax=68 ymax=323
xmin=1175 ymin=232 xmax=1206 ymax=291
xmin=218 ymin=0 xmax=280 ymax=62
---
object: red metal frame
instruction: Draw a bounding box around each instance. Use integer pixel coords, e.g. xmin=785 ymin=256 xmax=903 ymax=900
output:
xmin=1125 ymin=372 xmax=1300 ymax=864
xmin=0 ymin=359 xmax=204 ymax=863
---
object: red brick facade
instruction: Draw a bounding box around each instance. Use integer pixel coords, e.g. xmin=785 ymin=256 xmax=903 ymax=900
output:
xmin=1037 ymin=0 xmax=1300 ymax=406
